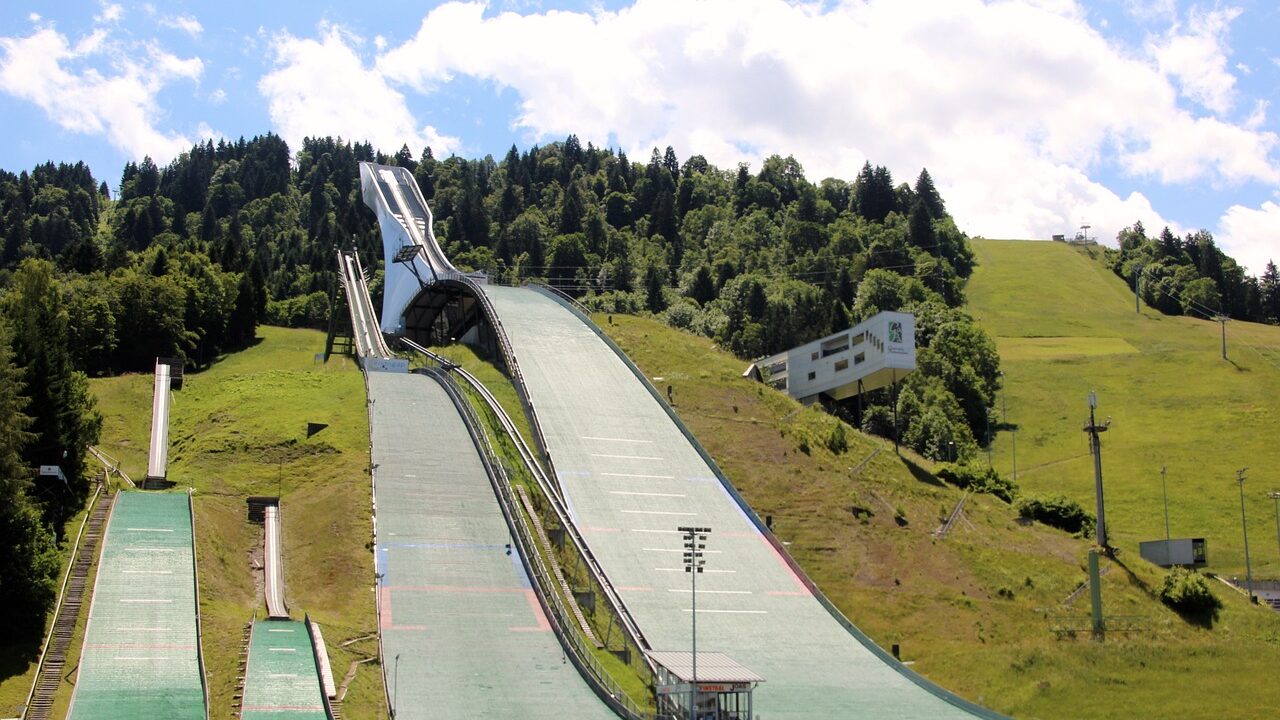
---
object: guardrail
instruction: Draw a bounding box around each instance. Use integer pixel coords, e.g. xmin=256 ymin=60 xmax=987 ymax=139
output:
xmin=420 ymin=366 xmax=660 ymax=719
xmin=189 ymin=489 xmax=211 ymax=719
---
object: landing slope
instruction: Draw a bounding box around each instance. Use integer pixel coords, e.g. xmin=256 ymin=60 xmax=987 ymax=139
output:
xmin=366 ymin=370 xmax=613 ymax=719
xmin=969 ymin=239 xmax=1280 ymax=577
xmin=482 ymin=284 xmax=994 ymax=719
xmin=67 ymin=491 xmax=205 ymax=720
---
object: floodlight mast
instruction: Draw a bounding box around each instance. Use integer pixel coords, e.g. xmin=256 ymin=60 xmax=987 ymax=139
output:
xmin=679 ymin=525 xmax=710 ymax=720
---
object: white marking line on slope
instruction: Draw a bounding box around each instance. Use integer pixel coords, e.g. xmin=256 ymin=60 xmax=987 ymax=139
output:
xmin=668 ymin=589 xmax=752 ymax=594
xmin=600 ymin=472 xmax=675 ymax=480
xmin=120 ymin=599 xmax=174 ymax=604
xmin=123 ymin=570 xmax=173 ymax=575
xmin=267 ymin=628 xmax=296 ymax=633
xmin=610 ymin=491 xmax=686 ymax=498
xmin=127 ymin=548 xmax=175 ymax=552
xmin=270 ymin=648 xmax=298 ymax=653
xmin=591 ymin=453 xmax=664 ymax=461
xmin=582 ymin=436 xmax=654 ymax=444
xmin=630 ymin=528 xmax=683 ymax=534
xmin=644 ymin=548 xmax=722 ymax=554
xmin=621 ymin=510 xmax=696 ymax=516
xmin=127 ymin=527 xmax=175 ymax=532
xmin=119 ymin=627 xmax=169 ymax=632
xmin=115 ymin=656 xmax=171 ymax=661
xmin=682 ymin=609 xmax=768 ymax=614
xmin=268 ymin=673 xmax=299 ymax=678
xmin=656 ymin=568 xmax=736 ymax=574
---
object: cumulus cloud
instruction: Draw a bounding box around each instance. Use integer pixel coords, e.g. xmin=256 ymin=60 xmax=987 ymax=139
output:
xmin=95 ymin=2 xmax=123 ymax=24
xmin=1216 ymin=202 xmax=1280 ymax=276
xmin=258 ymin=23 xmax=459 ymax=156
xmin=0 ymin=26 xmax=203 ymax=163
xmin=161 ymin=14 xmax=205 ymax=38
xmin=1148 ymin=5 xmax=1242 ymax=115
xmin=368 ymin=0 xmax=1277 ymax=242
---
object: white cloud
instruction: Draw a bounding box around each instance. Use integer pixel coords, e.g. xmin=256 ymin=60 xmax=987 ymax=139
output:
xmin=209 ymin=88 xmax=227 ymax=104
xmin=0 ymin=27 xmax=203 ymax=163
xmin=160 ymin=14 xmax=204 ymax=38
xmin=1148 ymin=6 xmax=1242 ymax=115
xmin=95 ymin=2 xmax=123 ymax=24
xmin=258 ymin=23 xmax=459 ymax=156
xmin=369 ymin=0 xmax=1276 ymax=243
xmin=1216 ymin=202 xmax=1280 ymax=276
xmin=28 ymin=13 xmax=41 ymax=23
xmin=374 ymin=35 xmax=387 ymax=51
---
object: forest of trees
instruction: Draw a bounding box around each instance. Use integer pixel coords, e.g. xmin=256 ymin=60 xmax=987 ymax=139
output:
xmin=4 ymin=132 xmax=1270 ymax=637
xmin=1107 ymin=221 xmax=1279 ymax=323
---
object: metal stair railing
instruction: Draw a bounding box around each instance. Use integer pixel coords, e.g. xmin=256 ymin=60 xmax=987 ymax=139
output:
xmin=22 ymin=478 xmax=112 ymax=720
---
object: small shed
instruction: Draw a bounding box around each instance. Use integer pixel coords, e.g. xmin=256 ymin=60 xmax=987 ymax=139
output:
xmin=1139 ymin=537 xmax=1207 ymax=568
xmin=647 ymin=650 xmax=763 ymax=720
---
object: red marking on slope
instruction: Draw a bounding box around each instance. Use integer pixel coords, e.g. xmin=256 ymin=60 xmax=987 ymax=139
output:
xmin=759 ymin=534 xmax=809 ymax=593
xmin=510 ymin=589 xmax=552 ymax=633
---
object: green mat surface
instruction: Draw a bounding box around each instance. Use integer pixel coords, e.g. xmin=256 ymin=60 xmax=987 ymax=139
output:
xmin=482 ymin=285 xmax=996 ymax=719
xmin=367 ymin=371 xmax=613 ymax=719
xmin=241 ymin=619 xmax=327 ymax=719
xmin=67 ymin=491 xmax=206 ymax=719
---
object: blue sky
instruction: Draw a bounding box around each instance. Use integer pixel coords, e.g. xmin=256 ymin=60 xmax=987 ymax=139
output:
xmin=2 ymin=0 xmax=1278 ymax=274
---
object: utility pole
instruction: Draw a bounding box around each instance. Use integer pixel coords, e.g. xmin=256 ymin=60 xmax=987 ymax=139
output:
xmin=1269 ymin=490 xmax=1280 ymax=561
xmin=1083 ymin=392 xmax=1111 ymax=551
xmin=680 ymin=525 xmax=710 ymax=720
xmin=1218 ymin=315 xmax=1229 ymax=361
xmin=1161 ymin=465 xmax=1170 ymax=542
xmin=1000 ymin=372 xmax=1017 ymax=483
xmin=1134 ymin=266 xmax=1142 ymax=314
xmin=1237 ymin=469 xmax=1254 ymax=603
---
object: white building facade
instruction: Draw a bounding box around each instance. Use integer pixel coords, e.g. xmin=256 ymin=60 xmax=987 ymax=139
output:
xmin=747 ymin=311 xmax=916 ymax=404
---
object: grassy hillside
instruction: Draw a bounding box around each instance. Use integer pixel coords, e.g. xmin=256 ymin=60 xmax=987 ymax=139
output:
xmin=85 ymin=327 xmax=386 ymax=719
xmin=601 ymin=312 xmax=1280 ymax=719
xmin=969 ymin=239 xmax=1280 ymax=580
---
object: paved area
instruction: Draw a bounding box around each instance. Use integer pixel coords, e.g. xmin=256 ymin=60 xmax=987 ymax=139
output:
xmin=241 ymin=619 xmax=327 ymax=719
xmin=367 ymin=371 xmax=614 ymax=719
xmin=67 ymin=491 xmax=205 ymax=719
xmin=482 ymin=285 xmax=992 ymax=719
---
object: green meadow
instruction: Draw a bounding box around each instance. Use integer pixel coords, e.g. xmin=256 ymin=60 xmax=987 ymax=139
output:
xmin=970 ymin=239 xmax=1280 ymax=580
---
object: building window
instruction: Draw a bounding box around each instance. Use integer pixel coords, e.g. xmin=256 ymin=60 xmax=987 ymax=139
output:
xmin=807 ymin=371 xmax=816 ymax=381
xmin=851 ymin=333 xmax=865 ymax=346
xmin=820 ymin=335 xmax=850 ymax=357
xmin=854 ymin=352 xmax=865 ymax=365
xmin=834 ymin=359 xmax=849 ymax=372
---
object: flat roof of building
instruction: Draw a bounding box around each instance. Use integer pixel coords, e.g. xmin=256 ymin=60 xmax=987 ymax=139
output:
xmin=646 ymin=651 xmax=765 ymax=684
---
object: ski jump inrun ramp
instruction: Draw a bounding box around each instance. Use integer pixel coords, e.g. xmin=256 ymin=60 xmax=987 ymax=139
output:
xmin=355 ymin=161 xmax=1004 ymax=718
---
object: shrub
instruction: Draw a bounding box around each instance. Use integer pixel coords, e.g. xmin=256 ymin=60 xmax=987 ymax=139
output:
xmin=861 ymin=405 xmax=894 ymax=438
xmin=936 ymin=462 xmax=1018 ymax=503
xmin=1015 ymin=494 xmax=1094 ymax=536
xmin=1159 ymin=567 xmax=1222 ymax=616
xmin=826 ymin=422 xmax=848 ymax=455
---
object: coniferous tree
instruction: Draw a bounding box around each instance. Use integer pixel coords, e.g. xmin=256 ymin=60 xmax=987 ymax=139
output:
xmin=3 ymin=260 xmax=101 ymax=531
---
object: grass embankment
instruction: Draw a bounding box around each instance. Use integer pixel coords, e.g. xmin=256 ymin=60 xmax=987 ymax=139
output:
xmin=969 ymin=239 xmax=1280 ymax=580
xmin=86 ymin=326 xmax=386 ymax=719
xmin=600 ymin=312 xmax=1280 ymax=719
